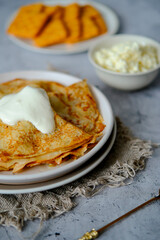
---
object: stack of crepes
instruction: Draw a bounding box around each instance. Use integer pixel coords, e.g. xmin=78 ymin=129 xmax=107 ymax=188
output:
xmin=7 ymin=3 xmax=107 ymax=47
xmin=0 ymin=79 xmax=105 ymax=173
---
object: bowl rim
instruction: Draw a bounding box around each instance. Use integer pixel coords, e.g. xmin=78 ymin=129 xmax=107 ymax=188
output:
xmin=88 ymin=34 xmax=160 ymax=77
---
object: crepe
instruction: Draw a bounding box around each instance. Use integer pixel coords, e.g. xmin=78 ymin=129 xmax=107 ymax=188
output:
xmin=0 ymin=79 xmax=105 ymax=172
xmin=0 ymin=79 xmax=105 ymax=136
xmin=0 ymin=113 xmax=92 ymax=172
xmin=0 ymin=108 xmax=93 ymax=173
xmin=48 ymin=80 xmax=105 ymax=137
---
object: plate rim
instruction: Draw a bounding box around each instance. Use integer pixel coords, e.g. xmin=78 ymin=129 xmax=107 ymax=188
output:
xmin=6 ymin=0 xmax=119 ymax=54
xmin=0 ymin=70 xmax=114 ymax=183
xmin=0 ymin=121 xmax=117 ymax=194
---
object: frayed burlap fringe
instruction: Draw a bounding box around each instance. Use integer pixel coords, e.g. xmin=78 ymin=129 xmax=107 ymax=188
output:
xmin=0 ymin=118 xmax=154 ymax=230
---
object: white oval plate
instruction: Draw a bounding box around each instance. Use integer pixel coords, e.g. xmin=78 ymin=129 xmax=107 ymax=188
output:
xmin=0 ymin=71 xmax=114 ymax=184
xmin=6 ymin=0 xmax=119 ymax=54
xmin=0 ymin=121 xmax=116 ymax=194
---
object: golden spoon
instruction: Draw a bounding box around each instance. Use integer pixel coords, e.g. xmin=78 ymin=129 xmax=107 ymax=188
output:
xmin=79 ymin=189 xmax=160 ymax=240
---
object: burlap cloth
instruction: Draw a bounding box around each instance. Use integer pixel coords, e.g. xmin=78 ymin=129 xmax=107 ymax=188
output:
xmin=0 ymin=118 xmax=154 ymax=230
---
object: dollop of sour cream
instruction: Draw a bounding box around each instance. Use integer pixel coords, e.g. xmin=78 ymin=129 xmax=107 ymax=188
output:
xmin=0 ymin=86 xmax=55 ymax=134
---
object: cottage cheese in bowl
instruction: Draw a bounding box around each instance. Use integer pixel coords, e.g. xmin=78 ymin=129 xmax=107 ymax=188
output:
xmin=89 ymin=34 xmax=160 ymax=90
xmin=94 ymin=41 xmax=159 ymax=74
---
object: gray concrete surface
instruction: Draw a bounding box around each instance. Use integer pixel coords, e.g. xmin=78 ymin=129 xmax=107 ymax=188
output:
xmin=0 ymin=0 xmax=160 ymax=239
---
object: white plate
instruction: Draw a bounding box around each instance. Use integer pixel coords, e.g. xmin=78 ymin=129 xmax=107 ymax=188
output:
xmin=7 ymin=0 xmax=119 ymax=54
xmin=0 ymin=71 xmax=114 ymax=184
xmin=0 ymin=121 xmax=116 ymax=194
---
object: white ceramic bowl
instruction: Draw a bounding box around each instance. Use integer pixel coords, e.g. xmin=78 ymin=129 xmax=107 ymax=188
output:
xmin=88 ymin=34 xmax=160 ymax=91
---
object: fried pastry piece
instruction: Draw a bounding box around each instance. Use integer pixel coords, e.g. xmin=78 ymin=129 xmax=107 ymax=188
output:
xmin=44 ymin=5 xmax=64 ymax=19
xmin=80 ymin=17 xmax=100 ymax=41
xmin=52 ymin=6 xmax=64 ymax=19
xmin=20 ymin=3 xmax=45 ymax=13
xmin=34 ymin=19 xmax=68 ymax=47
xmin=65 ymin=19 xmax=81 ymax=43
xmin=94 ymin=15 xmax=107 ymax=34
xmin=44 ymin=5 xmax=59 ymax=15
xmin=81 ymin=5 xmax=100 ymax=18
xmin=63 ymin=3 xmax=81 ymax=43
xmin=81 ymin=4 xmax=107 ymax=35
xmin=64 ymin=3 xmax=80 ymax=21
xmin=53 ymin=7 xmax=64 ymax=19
xmin=7 ymin=10 xmax=49 ymax=38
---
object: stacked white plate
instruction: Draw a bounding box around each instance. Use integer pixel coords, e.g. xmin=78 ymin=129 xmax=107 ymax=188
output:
xmin=0 ymin=71 xmax=116 ymax=194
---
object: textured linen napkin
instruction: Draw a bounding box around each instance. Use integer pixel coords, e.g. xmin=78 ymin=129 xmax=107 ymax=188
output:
xmin=0 ymin=118 xmax=154 ymax=230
